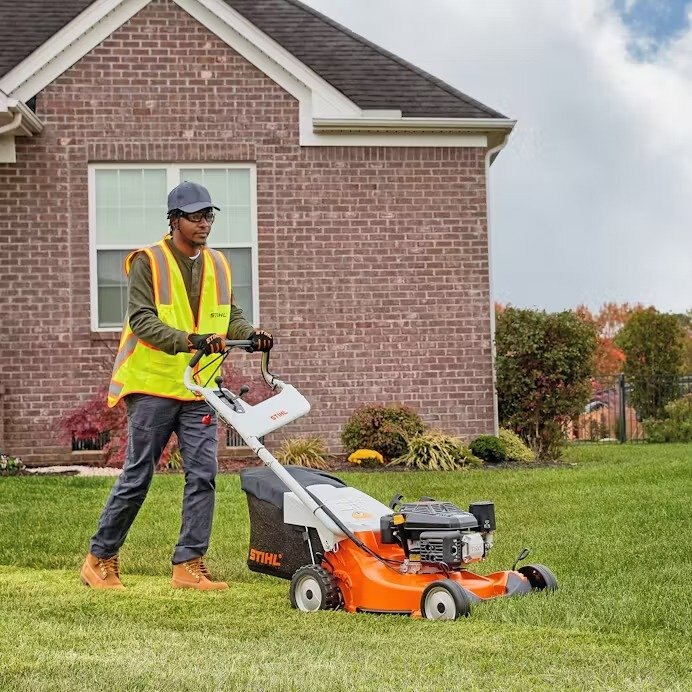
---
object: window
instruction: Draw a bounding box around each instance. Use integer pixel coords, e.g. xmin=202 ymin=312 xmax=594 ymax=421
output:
xmin=89 ymin=164 xmax=258 ymax=330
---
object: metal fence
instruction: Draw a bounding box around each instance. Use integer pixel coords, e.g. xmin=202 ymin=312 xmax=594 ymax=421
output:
xmin=571 ymin=374 xmax=692 ymax=443
xmin=71 ymin=428 xmax=261 ymax=452
xmin=71 ymin=432 xmax=110 ymax=451
xmin=226 ymin=429 xmax=263 ymax=449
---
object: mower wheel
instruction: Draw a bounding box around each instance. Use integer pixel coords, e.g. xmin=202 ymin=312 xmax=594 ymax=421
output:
xmin=518 ymin=563 xmax=558 ymax=591
xmin=420 ymin=579 xmax=472 ymax=620
xmin=289 ymin=566 xmax=341 ymax=612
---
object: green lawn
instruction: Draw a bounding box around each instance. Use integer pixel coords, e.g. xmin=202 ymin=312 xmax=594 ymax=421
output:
xmin=1 ymin=444 xmax=691 ymax=691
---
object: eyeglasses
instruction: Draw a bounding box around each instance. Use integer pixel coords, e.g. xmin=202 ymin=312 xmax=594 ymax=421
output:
xmin=181 ymin=211 xmax=215 ymax=223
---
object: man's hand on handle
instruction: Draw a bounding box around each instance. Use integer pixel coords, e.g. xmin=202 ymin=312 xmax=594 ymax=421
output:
xmin=246 ymin=329 xmax=273 ymax=353
xmin=187 ymin=333 xmax=226 ymax=355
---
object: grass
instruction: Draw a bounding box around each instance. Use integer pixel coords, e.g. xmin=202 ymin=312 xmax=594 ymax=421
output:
xmin=0 ymin=443 xmax=691 ymax=691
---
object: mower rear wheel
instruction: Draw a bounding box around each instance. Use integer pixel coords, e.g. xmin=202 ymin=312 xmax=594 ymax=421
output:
xmin=518 ymin=563 xmax=558 ymax=591
xmin=421 ymin=579 xmax=472 ymax=620
xmin=290 ymin=566 xmax=341 ymax=612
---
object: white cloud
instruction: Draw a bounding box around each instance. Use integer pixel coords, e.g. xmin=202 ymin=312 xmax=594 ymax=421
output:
xmin=302 ymin=0 xmax=692 ymax=313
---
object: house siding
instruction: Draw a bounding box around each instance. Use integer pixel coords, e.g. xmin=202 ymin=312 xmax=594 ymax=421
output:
xmin=0 ymin=0 xmax=494 ymax=464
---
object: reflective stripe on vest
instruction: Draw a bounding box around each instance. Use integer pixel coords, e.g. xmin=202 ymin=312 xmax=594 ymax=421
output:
xmin=107 ymin=239 xmax=232 ymax=407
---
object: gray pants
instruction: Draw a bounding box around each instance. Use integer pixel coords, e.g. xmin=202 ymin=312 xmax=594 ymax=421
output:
xmin=90 ymin=394 xmax=218 ymax=564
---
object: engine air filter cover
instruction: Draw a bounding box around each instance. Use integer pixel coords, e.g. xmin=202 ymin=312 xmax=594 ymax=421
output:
xmin=397 ymin=501 xmax=479 ymax=533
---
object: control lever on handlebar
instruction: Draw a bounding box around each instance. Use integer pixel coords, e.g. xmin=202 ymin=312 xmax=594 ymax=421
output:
xmin=186 ymin=339 xmax=278 ymax=391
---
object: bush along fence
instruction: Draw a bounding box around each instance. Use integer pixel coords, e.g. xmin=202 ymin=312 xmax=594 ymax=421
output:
xmin=570 ymin=374 xmax=692 ymax=443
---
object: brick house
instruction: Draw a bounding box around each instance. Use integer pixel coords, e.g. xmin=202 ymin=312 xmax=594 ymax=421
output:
xmin=0 ymin=0 xmax=515 ymax=465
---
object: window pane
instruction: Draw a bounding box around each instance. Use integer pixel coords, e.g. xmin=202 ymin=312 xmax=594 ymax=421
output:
xmin=97 ymin=250 xmax=129 ymax=327
xmin=98 ymin=287 xmax=127 ymax=328
xmin=95 ymin=169 xmax=167 ymax=246
xmin=227 ymin=169 xmax=251 ymax=206
xmin=97 ymin=249 xmax=129 ymax=285
xmin=180 ymin=168 xmax=252 ymax=244
xmin=220 ymin=248 xmax=253 ymax=322
xmin=95 ymin=169 xmax=119 ymax=207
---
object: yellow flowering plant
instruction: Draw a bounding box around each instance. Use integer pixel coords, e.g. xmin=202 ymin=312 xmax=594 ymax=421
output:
xmin=347 ymin=449 xmax=384 ymax=468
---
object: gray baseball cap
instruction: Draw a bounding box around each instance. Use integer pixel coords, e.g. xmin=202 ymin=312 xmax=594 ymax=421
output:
xmin=167 ymin=181 xmax=220 ymax=213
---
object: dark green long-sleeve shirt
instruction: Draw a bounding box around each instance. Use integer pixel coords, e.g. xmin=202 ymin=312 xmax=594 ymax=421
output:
xmin=127 ymin=237 xmax=255 ymax=354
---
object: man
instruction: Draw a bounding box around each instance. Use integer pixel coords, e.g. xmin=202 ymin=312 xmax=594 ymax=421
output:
xmin=81 ymin=181 xmax=272 ymax=591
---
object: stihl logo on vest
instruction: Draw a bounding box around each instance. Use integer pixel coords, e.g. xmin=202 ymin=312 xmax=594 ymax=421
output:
xmin=270 ymin=410 xmax=288 ymax=420
xmin=249 ymin=549 xmax=282 ymax=567
xmin=209 ymin=311 xmax=228 ymax=319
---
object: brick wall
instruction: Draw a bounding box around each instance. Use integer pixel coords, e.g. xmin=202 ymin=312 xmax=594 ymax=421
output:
xmin=0 ymin=0 xmax=494 ymax=465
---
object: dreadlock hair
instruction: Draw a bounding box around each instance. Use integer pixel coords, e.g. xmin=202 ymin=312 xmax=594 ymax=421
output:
xmin=167 ymin=209 xmax=182 ymax=231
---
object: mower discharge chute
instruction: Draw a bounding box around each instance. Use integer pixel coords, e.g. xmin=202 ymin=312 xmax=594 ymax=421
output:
xmin=185 ymin=343 xmax=558 ymax=620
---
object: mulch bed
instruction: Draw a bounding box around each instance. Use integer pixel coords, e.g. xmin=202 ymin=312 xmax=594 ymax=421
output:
xmin=216 ymin=455 xmax=569 ymax=474
xmin=13 ymin=456 xmax=570 ymax=477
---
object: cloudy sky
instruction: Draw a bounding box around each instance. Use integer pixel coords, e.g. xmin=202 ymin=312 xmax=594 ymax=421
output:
xmin=302 ymin=0 xmax=692 ymax=314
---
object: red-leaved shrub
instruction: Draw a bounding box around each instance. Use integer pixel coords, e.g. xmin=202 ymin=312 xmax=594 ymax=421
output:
xmin=59 ymin=359 xmax=275 ymax=468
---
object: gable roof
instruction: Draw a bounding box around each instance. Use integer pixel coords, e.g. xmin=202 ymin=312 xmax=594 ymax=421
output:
xmin=0 ymin=0 xmax=506 ymax=120
xmin=0 ymin=1 xmax=94 ymax=80
xmin=224 ymin=0 xmax=504 ymax=119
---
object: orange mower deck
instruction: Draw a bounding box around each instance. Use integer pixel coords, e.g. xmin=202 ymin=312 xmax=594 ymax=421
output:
xmin=324 ymin=529 xmax=531 ymax=617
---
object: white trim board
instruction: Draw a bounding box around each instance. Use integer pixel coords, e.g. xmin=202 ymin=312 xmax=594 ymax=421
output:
xmin=0 ymin=0 xmax=513 ymax=147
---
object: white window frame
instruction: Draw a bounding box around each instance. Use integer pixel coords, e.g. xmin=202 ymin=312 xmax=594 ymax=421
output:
xmin=88 ymin=162 xmax=259 ymax=332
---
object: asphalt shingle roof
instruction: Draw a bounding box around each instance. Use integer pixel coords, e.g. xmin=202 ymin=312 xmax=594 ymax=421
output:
xmin=0 ymin=0 xmax=94 ymax=81
xmin=0 ymin=0 xmax=505 ymax=119
xmin=225 ymin=0 xmax=504 ymax=119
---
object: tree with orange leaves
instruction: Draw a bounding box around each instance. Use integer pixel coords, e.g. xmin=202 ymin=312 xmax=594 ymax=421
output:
xmin=575 ymin=303 xmax=644 ymax=377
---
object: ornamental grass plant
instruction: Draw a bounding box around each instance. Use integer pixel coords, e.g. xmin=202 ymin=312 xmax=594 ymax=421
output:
xmin=390 ymin=430 xmax=482 ymax=471
xmin=276 ymin=437 xmax=329 ymax=470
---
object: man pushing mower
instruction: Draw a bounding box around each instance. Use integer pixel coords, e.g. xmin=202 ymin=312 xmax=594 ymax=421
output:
xmin=81 ymin=181 xmax=272 ymax=591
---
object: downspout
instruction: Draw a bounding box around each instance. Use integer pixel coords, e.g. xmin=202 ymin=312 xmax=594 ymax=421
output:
xmin=485 ymin=133 xmax=510 ymax=435
xmin=0 ymin=111 xmax=22 ymax=135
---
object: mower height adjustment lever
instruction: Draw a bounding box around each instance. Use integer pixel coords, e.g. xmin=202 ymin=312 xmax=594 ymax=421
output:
xmin=388 ymin=493 xmax=405 ymax=510
xmin=511 ymin=547 xmax=531 ymax=571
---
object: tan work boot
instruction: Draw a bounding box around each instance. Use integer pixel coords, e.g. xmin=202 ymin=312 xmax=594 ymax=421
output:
xmin=80 ymin=553 xmax=124 ymax=590
xmin=172 ymin=557 xmax=228 ymax=591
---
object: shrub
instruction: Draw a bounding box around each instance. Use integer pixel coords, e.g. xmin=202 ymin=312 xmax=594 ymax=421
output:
xmin=341 ymin=404 xmax=425 ymax=461
xmin=277 ymin=437 xmax=329 ymax=470
xmin=616 ymin=308 xmax=685 ymax=420
xmin=347 ymin=449 xmax=385 ymax=468
xmin=390 ymin=430 xmax=482 ymax=471
xmin=495 ymin=307 xmax=598 ymax=460
xmin=0 ymin=453 xmax=25 ymax=475
xmin=470 ymin=435 xmax=507 ymax=464
xmin=498 ymin=428 xmax=536 ymax=463
xmin=59 ymin=361 xmax=275 ymax=468
xmin=642 ymin=395 xmax=692 ymax=442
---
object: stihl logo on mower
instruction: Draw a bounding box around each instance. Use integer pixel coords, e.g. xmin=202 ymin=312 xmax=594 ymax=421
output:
xmin=249 ymin=549 xmax=282 ymax=567
xmin=270 ymin=410 xmax=288 ymax=421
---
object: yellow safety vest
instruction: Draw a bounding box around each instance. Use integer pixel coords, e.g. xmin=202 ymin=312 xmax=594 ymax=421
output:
xmin=108 ymin=238 xmax=232 ymax=407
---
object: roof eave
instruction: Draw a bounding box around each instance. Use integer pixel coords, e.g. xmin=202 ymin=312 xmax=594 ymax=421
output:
xmin=12 ymin=99 xmax=44 ymax=136
xmin=312 ymin=116 xmax=516 ymax=136
xmin=0 ymin=92 xmax=44 ymax=136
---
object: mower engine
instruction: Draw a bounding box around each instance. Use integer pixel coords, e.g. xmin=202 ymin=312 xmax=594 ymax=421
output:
xmin=380 ymin=499 xmax=496 ymax=573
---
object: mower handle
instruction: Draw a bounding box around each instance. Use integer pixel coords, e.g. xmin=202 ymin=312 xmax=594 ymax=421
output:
xmin=187 ymin=339 xmax=277 ymax=390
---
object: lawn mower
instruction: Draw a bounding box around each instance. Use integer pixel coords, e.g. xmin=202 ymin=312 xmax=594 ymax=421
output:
xmin=185 ymin=342 xmax=558 ymax=619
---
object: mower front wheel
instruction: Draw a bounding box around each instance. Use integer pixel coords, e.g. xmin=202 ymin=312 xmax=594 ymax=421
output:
xmin=420 ymin=579 xmax=472 ymax=620
xmin=289 ymin=566 xmax=341 ymax=612
xmin=518 ymin=563 xmax=558 ymax=591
